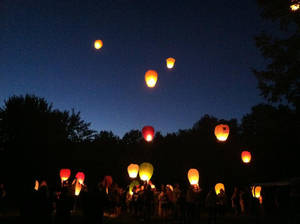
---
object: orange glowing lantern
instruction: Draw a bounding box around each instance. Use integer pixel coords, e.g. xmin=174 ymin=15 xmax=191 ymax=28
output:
xmin=60 ymin=169 xmax=71 ymax=182
xmin=94 ymin=40 xmax=103 ymax=50
xmin=215 ymin=183 xmax=225 ymax=195
xmin=166 ymin=57 xmax=175 ymax=69
xmin=139 ymin=162 xmax=154 ymax=181
xmin=34 ymin=180 xmax=39 ymax=191
xmin=145 ymin=70 xmax=158 ymax=88
xmin=75 ymin=180 xmax=82 ymax=196
xmin=75 ymin=172 xmax=85 ymax=185
xmin=187 ymin=168 xmax=199 ymax=185
xmin=252 ymin=186 xmax=262 ymax=198
xmin=291 ymin=1 xmax=300 ymax=11
xmin=127 ymin=164 xmax=139 ymax=178
xmin=214 ymin=124 xmax=230 ymax=142
xmin=142 ymin=126 xmax=155 ymax=142
xmin=241 ymin=151 xmax=251 ymax=163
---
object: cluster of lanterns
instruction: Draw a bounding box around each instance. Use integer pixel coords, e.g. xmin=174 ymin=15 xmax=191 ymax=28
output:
xmin=127 ymin=162 xmax=154 ymax=182
xmin=59 ymin=169 xmax=85 ymax=196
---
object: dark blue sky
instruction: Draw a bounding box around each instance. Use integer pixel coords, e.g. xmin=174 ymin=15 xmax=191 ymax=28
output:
xmin=0 ymin=0 xmax=270 ymax=137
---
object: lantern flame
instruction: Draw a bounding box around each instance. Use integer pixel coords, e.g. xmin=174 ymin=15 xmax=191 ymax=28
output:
xmin=145 ymin=70 xmax=158 ymax=88
xmin=94 ymin=40 xmax=103 ymax=50
xmin=166 ymin=57 xmax=175 ymax=69
xmin=146 ymin=134 xmax=153 ymax=142
xmin=187 ymin=168 xmax=199 ymax=185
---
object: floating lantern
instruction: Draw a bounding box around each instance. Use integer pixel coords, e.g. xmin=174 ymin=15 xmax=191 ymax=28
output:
xmin=34 ymin=180 xmax=39 ymax=191
xmin=214 ymin=124 xmax=230 ymax=142
xmin=75 ymin=172 xmax=85 ymax=185
xmin=60 ymin=169 xmax=71 ymax=182
xmin=145 ymin=70 xmax=158 ymax=88
xmin=166 ymin=57 xmax=175 ymax=69
xmin=127 ymin=164 xmax=139 ymax=178
xmin=291 ymin=1 xmax=300 ymax=11
xmin=94 ymin=40 xmax=103 ymax=50
xmin=142 ymin=126 xmax=155 ymax=142
xmin=139 ymin=162 xmax=154 ymax=181
xmin=252 ymin=186 xmax=262 ymax=198
xmin=187 ymin=168 xmax=199 ymax=185
xmin=241 ymin=151 xmax=251 ymax=163
xmin=215 ymin=183 xmax=225 ymax=195
xmin=75 ymin=180 xmax=82 ymax=196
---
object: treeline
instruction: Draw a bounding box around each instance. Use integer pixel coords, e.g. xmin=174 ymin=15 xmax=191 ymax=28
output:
xmin=0 ymin=95 xmax=298 ymax=194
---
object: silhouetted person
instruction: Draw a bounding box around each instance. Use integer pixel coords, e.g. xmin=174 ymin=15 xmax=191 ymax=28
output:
xmin=0 ymin=183 xmax=7 ymax=216
xmin=206 ymin=189 xmax=217 ymax=224
xmin=36 ymin=181 xmax=53 ymax=224
xmin=231 ymin=187 xmax=240 ymax=216
xmin=55 ymin=185 xmax=74 ymax=224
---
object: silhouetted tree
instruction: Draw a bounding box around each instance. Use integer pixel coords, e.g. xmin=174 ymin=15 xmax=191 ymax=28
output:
xmin=254 ymin=0 xmax=300 ymax=109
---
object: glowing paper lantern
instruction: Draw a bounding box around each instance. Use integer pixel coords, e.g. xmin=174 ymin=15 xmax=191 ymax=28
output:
xmin=60 ymin=169 xmax=71 ymax=182
xmin=187 ymin=168 xmax=199 ymax=185
xmin=145 ymin=70 xmax=158 ymax=88
xmin=291 ymin=1 xmax=300 ymax=11
xmin=215 ymin=183 xmax=225 ymax=195
xmin=129 ymin=180 xmax=140 ymax=195
xmin=75 ymin=180 xmax=82 ymax=196
xmin=142 ymin=126 xmax=155 ymax=142
xmin=166 ymin=57 xmax=175 ymax=69
xmin=94 ymin=40 xmax=103 ymax=50
xmin=75 ymin=172 xmax=85 ymax=185
xmin=34 ymin=180 xmax=39 ymax=191
xmin=214 ymin=124 xmax=230 ymax=142
xmin=139 ymin=162 xmax=154 ymax=181
xmin=241 ymin=151 xmax=251 ymax=163
xmin=251 ymin=186 xmax=262 ymax=198
xmin=127 ymin=164 xmax=139 ymax=178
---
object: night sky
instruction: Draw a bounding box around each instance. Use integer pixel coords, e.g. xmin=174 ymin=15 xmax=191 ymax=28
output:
xmin=1 ymin=0 xmax=271 ymax=137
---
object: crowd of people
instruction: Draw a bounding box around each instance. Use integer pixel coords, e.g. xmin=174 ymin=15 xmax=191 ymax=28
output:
xmin=0 ymin=177 xmax=298 ymax=224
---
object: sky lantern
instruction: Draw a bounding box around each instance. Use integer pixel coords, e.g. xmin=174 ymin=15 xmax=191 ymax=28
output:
xmin=252 ymin=186 xmax=262 ymax=198
xmin=215 ymin=183 xmax=225 ymax=195
xmin=75 ymin=172 xmax=85 ymax=185
xmin=60 ymin=169 xmax=71 ymax=182
xmin=127 ymin=164 xmax=139 ymax=178
xmin=241 ymin=151 xmax=251 ymax=163
xmin=145 ymin=70 xmax=158 ymax=88
xmin=75 ymin=180 xmax=82 ymax=196
xmin=187 ymin=168 xmax=199 ymax=185
xmin=139 ymin=162 xmax=154 ymax=182
xmin=214 ymin=124 xmax=230 ymax=142
xmin=94 ymin=40 xmax=103 ymax=50
xmin=166 ymin=57 xmax=175 ymax=69
xmin=129 ymin=180 xmax=140 ymax=195
xmin=34 ymin=180 xmax=39 ymax=191
xmin=142 ymin=126 xmax=155 ymax=142
xmin=291 ymin=0 xmax=300 ymax=11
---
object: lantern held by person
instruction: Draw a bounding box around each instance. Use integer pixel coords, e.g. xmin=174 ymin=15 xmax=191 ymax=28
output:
xmin=214 ymin=124 xmax=230 ymax=142
xmin=241 ymin=151 xmax=251 ymax=163
xmin=127 ymin=164 xmax=139 ymax=178
xmin=145 ymin=70 xmax=158 ymax=88
xmin=187 ymin=168 xmax=199 ymax=185
xmin=142 ymin=126 xmax=155 ymax=142
xmin=252 ymin=186 xmax=262 ymax=198
xmin=215 ymin=183 xmax=225 ymax=195
xmin=75 ymin=172 xmax=85 ymax=185
xmin=94 ymin=40 xmax=103 ymax=50
xmin=166 ymin=57 xmax=175 ymax=69
xmin=60 ymin=169 xmax=71 ymax=182
xmin=139 ymin=162 xmax=154 ymax=181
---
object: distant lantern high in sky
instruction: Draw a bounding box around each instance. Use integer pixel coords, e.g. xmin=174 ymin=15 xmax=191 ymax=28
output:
xmin=94 ymin=40 xmax=103 ymax=50
xmin=166 ymin=57 xmax=175 ymax=69
xmin=145 ymin=70 xmax=158 ymax=88
xmin=291 ymin=0 xmax=300 ymax=11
